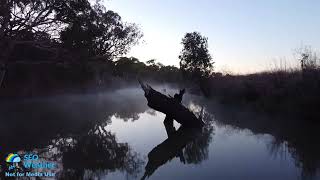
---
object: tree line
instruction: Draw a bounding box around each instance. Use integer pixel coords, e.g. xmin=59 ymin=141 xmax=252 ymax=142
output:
xmin=0 ymin=0 xmax=215 ymax=97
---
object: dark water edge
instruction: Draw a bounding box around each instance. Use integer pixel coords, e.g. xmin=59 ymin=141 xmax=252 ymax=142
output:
xmin=190 ymin=95 xmax=320 ymax=179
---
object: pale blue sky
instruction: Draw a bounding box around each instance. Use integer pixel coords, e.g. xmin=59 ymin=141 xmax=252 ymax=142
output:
xmin=106 ymin=0 xmax=320 ymax=73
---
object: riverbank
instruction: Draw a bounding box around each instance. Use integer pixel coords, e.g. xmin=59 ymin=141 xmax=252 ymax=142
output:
xmin=206 ymin=69 xmax=320 ymax=121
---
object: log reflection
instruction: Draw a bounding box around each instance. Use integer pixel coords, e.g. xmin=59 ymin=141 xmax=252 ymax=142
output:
xmin=141 ymin=115 xmax=214 ymax=180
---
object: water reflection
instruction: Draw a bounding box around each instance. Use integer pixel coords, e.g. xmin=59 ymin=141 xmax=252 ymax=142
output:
xmin=141 ymin=113 xmax=214 ymax=180
xmin=0 ymin=87 xmax=319 ymax=179
xmin=0 ymin=89 xmax=148 ymax=179
xmin=193 ymin=99 xmax=320 ymax=179
xmin=56 ymin=126 xmax=144 ymax=179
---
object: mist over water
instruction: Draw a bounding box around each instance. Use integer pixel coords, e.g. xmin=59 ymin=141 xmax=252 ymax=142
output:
xmin=0 ymin=86 xmax=319 ymax=180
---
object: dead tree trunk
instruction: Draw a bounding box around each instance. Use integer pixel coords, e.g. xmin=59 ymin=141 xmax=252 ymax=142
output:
xmin=139 ymin=81 xmax=204 ymax=127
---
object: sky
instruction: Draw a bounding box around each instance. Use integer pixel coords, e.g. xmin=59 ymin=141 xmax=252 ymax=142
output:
xmin=105 ymin=0 xmax=320 ymax=73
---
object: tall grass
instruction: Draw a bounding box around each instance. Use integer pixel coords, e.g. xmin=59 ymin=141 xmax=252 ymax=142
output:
xmin=208 ymin=55 xmax=320 ymax=121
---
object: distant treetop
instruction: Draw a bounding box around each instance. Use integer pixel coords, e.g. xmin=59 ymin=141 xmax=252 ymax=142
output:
xmin=179 ymin=31 xmax=214 ymax=80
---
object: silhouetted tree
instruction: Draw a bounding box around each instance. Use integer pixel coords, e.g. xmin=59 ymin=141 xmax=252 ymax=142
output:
xmin=179 ymin=32 xmax=214 ymax=80
xmin=179 ymin=32 xmax=214 ymax=96
xmin=0 ymin=0 xmax=142 ymax=62
xmin=0 ymin=0 xmax=62 ymax=64
xmin=59 ymin=3 xmax=142 ymax=59
xmin=0 ymin=0 xmax=142 ymax=91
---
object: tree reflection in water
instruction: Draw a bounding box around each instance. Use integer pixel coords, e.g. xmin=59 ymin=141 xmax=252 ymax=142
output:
xmin=195 ymin=99 xmax=320 ymax=180
xmin=54 ymin=125 xmax=144 ymax=179
xmin=141 ymin=111 xmax=214 ymax=180
xmin=0 ymin=91 xmax=148 ymax=179
xmin=1 ymin=124 xmax=144 ymax=180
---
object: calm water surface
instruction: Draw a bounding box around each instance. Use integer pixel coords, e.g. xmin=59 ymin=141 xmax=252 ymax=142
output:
xmin=0 ymin=86 xmax=319 ymax=180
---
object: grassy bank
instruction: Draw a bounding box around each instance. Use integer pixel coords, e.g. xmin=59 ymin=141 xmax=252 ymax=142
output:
xmin=206 ymin=68 xmax=320 ymax=121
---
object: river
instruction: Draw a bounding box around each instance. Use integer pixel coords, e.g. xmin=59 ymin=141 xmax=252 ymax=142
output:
xmin=0 ymin=85 xmax=319 ymax=180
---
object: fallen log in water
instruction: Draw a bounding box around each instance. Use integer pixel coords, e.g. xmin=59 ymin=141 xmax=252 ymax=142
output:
xmin=139 ymin=81 xmax=204 ymax=127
